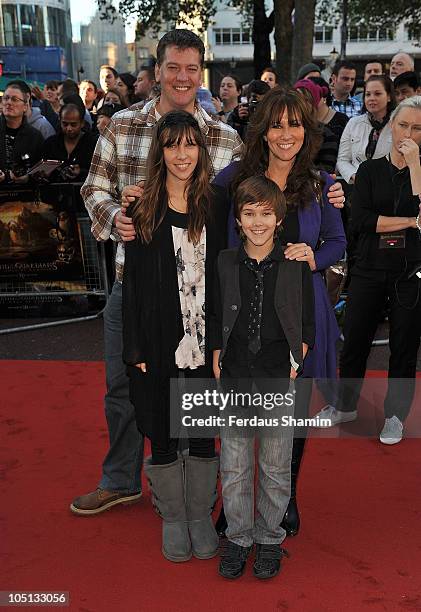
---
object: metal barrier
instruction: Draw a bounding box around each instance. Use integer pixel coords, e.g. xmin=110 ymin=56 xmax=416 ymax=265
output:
xmin=0 ymin=182 xmax=111 ymax=335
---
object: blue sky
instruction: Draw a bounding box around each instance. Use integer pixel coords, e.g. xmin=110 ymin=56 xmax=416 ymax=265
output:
xmin=70 ymin=0 xmax=135 ymax=42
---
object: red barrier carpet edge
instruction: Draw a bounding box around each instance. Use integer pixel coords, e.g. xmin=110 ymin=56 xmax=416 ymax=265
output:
xmin=1 ymin=360 xmax=421 ymax=612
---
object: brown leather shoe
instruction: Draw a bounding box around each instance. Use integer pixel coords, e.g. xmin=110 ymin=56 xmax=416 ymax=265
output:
xmin=70 ymin=488 xmax=142 ymax=516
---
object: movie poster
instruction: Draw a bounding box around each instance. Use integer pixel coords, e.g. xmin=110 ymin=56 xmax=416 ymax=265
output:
xmin=0 ymin=189 xmax=85 ymax=282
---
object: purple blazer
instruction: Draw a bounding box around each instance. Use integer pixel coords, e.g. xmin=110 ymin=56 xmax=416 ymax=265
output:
xmin=213 ymin=162 xmax=346 ymax=379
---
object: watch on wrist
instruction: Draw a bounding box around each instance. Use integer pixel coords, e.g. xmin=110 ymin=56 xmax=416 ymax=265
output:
xmin=217 ymin=110 xmax=225 ymax=116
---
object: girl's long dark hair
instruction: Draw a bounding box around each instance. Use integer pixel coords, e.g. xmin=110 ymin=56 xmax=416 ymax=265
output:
xmin=232 ymin=88 xmax=324 ymax=208
xmin=131 ymin=111 xmax=212 ymax=244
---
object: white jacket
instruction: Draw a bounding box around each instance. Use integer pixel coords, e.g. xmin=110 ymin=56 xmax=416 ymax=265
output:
xmin=336 ymin=113 xmax=392 ymax=184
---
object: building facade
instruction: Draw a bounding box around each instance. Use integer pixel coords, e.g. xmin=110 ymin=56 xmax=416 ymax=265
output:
xmin=79 ymin=11 xmax=128 ymax=82
xmin=205 ymin=2 xmax=420 ymax=89
xmin=0 ymin=0 xmax=73 ymax=76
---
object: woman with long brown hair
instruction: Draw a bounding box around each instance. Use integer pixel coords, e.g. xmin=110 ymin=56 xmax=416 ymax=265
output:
xmin=213 ymin=88 xmax=347 ymax=538
xmin=122 ymin=110 xmax=229 ymax=564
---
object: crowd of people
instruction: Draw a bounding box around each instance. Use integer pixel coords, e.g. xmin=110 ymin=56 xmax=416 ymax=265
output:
xmin=0 ymin=63 xmax=156 ymax=184
xmin=1 ymin=28 xmax=420 ymax=582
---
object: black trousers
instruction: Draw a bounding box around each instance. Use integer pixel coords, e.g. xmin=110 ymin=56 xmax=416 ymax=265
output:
xmin=337 ymin=267 xmax=421 ymax=421
xmin=151 ymin=364 xmax=215 ymax=465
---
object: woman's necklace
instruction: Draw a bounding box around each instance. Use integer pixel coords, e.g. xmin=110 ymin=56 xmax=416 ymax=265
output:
xmin=168 ymin=196 xmax=187 ymax=213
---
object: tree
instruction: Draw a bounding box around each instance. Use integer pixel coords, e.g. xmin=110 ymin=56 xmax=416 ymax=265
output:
xmin=316 ymin=0 xmax=421 ymax=41
xmin=291 ymin=0 xmax=316 ymax=80
xmin=273 ymin=0 xmax=294 ymax=84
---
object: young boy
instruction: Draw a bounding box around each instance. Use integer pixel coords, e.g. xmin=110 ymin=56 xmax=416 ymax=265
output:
xmin=210 ymin=175 xmax=315 ymax=580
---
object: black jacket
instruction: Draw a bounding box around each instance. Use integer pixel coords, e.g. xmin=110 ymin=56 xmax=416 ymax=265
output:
xmin=0 ymin=116 xmax=44 ymax=176
xmin=210 ymin=246 xmax=315 ymax=374
xmin=352 ymin=156 xmax=421 ymax=270
xmin=122 ymin=185 xmax=230 ymax=444
xmin=41 ymin=131 xmax=98 ymax=182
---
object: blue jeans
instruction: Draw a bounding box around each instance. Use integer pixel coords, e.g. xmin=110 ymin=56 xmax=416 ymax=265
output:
xmin=220 ymin=430 xmax=293 ymax=547
xmin=99 ymin=281 xmax=144 ymax=493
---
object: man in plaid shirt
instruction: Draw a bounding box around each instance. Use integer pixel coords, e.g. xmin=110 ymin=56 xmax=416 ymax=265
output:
xmin=331 ymin=60 xmax=363 ymax=119
xmin=70 ymin=29 xmax=243 ymax=516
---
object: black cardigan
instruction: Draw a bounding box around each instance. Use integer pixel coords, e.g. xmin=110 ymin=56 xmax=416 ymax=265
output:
xmin=352 ymin=156 xmax=421 ymax=270
xmin=122 ymin=185 xmax=229 ymax=444
xmin=0 ymin=116 xmax=44 ymax=175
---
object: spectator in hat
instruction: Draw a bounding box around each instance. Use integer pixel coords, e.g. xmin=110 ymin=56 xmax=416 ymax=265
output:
xmin=309 ymin=76 xmax=349 ymax=140
xmin=297 ymin=62 xmax=321 ymax=81
xmin=294 ymin=78 xmax=339 ymax=174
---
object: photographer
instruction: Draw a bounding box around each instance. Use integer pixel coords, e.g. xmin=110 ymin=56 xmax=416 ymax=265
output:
xmin=228 ymin=79 xmax=270 ymax=140
xmin=41 ymin=102 xmax=97 ymax=183
xmin=321 ymin=97 xmax=421 ymax=445
xmin=0 ymin=81 xmax=43 ymax=185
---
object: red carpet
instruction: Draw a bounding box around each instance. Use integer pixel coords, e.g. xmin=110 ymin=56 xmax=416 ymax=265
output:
xmin=1 ymin=360 xmax=421 ymax=611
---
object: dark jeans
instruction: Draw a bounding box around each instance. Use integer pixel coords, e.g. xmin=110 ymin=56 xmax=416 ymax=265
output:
xmin=337 ymin=267 xmax=421 ymax=421
xmin=100 ymin=281 xmax=144 ymax=493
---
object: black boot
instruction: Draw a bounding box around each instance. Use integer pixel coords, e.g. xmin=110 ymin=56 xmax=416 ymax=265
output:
xmin=215 ymin=506 xmax=228 ymax=538
xmin=281 ymin=436 xmax=306 ymax=537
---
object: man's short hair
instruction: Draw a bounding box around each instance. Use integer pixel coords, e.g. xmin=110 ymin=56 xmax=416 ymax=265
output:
xmin=365 ymin=60 xmax=383 ymax=70
xmin=332 ymin=60 xmax=357 ymax=76
xmin=60 ymin=78 xmax=79 ymax=96
xmin=5 ymin=80 xmax=31 ymax=101
xmin=156 ymin=29 xmax=205 ymax=67
xmin=80 ymin=79 xmax=98 ymax=92
xmin=138 ymin=65 xmax=155 ymax=81
xmin=394 ymin=71 xmax=419 ymax=91
xmin=99 ymin=65 xmax=118 ymax=78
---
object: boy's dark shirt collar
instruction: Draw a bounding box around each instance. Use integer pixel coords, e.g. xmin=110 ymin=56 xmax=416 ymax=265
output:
xmin=237 ymin=238 xmax=285 ymax=264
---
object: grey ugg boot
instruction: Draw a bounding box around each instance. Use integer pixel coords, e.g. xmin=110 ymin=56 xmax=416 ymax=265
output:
xmin=184 ymin=455 xmax=219 ymax=559
xmin=144 ymin=456 xmax=192 ymax=562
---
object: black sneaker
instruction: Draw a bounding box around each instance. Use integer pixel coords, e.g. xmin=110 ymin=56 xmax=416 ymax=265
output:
xmin=219 ymin=540 xmax=252 ymax=579
xmin=253 ymin=544 xmax=289 ymax=580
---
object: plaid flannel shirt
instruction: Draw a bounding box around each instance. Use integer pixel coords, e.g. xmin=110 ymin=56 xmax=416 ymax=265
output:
xmin=332 ymin=96 xmax=363 ymax=119
xmin=81 ymin=98 xmax=243 ymax=281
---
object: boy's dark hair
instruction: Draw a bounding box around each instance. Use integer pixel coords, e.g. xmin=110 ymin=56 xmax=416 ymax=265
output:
xmin=99 ymin=65 xmax=118 ymax=78
xmin=394 ymin=71 xmax=419 ymax=91
xmin=332 ymin=60 xmax=357 ymax=76
xmin=156 ymin=29 xmax=205 ymax=67
xmin=234 ymin=176 xmax=287 ymax=227
xmin=6 ymin=80 xmax=31 ymax=100
xmin=45 ymin=80 xmax=60 ymax=90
